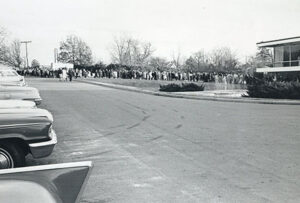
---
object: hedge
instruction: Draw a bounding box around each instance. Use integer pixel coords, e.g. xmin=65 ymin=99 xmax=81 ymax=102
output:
xmin=159 ymin=83 xmax=205 ymax=92
xmin=244 ymin=77 xmax=300 ymax=99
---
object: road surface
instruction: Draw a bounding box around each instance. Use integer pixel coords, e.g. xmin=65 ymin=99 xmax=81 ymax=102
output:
xmin=27 ymin=78 xmax=300 ymax=203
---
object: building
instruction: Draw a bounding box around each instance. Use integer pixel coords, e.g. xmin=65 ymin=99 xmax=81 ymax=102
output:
xmin=256 ymin=36 xmax=300 ymax=73
xmin=50 ymin=62 xmax=74 ymax=70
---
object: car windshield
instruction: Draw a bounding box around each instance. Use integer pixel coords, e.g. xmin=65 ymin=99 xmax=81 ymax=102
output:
xmin=0 ymin=70 xmax=19 ymax=77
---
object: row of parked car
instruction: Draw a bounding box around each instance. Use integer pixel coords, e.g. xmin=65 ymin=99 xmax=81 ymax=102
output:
xmin=0 ymin=66 xmax=57 ymax=169
xmin=0 ymin=66 xmax=92 ymax=202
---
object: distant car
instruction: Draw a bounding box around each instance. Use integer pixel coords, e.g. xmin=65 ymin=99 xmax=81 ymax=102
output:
xmin=0 ymin=85 xmax=42 ymax=105
xmin=0 ymin=100 xmax=36 ymax=109
xmin=0 ymin=108 xmax=57 ymax=169
xmin=0 ymin=69 xmax=26 ymax=86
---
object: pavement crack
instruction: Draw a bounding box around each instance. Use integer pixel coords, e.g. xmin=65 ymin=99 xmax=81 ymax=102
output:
xmin=147 ymin=135 xmax=163 ymax=142
xmin=175 ymin=124 xmax=182 ymax=129
xmin=142 ymin=115 xmax=151 ymax=121
xmin=108 ymin=124 xmax=126 ymax=129
xmin=127 ymin=123 xmax=141 ymax=129
xmin=87 ymin=150 xmax=114 ymax=158
xmin=104 ymin=132 xmax=116 ymax=136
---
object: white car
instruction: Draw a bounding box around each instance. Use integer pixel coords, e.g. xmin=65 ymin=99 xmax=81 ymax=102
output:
xmin=0 ymin=100 xmax=36 ymax=109
xmin=0 ymin=85 xmax=42 ymax=105
xmin=0 ymin=69 xmax=26 ymax=86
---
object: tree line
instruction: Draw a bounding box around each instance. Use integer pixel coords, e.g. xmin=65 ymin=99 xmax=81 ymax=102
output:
xmin=0 ymin=26 xmax=272 ymax=73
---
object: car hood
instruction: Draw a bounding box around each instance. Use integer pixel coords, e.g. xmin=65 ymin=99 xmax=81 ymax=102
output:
xmin=0 ymin=108 xmax=53 ymax=126
xmin=0 ymin=85 xmax=37 ymax=92
xmin=0 ymin=85 xmax=41 ymax=101
xmin=0 ymin=76 xmax=26 ymax=86
xmin=0 ymin=100 xmax=36 ymax=109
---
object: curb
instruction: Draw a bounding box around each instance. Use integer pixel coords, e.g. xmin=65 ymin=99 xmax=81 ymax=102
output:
xmin=76 ymin=79 xmax=300 ymax=105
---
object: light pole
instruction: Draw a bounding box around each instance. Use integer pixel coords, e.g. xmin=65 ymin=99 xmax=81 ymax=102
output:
xmin=20 ymin=41 xmax=32 ymax=68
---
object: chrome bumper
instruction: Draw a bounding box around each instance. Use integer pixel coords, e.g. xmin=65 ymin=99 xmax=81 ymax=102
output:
xmin=34 ymin=98 xmax=42 ymax=105
xmin=29 ymin=130 xmax=57 ymax=158
xmin=23 ymin=98 xmax=42 ymax=105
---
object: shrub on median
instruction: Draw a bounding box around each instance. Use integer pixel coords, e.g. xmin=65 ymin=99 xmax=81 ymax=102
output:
xmin=244 ymin=77 xmax=300 ymax=99
xmin=159 ymin=83 xmax=205 ymax=92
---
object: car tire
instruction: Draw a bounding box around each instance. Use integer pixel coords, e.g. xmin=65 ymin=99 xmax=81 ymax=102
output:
xmin=0 ymin=143 xmax=25 ymax=169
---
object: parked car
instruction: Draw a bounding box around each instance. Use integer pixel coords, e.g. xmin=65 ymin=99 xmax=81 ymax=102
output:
xmin=0 ymin=68 xmax=26 ymax=86
xmin=0 ymin=100 xmax=36 ymax=109
xmin=0 ymin=161 xmax=92 ymax=203
xmin=0 ymin=85 xmax=42 ymax=105
xmin=0 ymin=108 xmax=57 ymax=169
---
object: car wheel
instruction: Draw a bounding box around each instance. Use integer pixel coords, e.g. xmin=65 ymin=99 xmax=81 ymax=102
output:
xmin=0 ymin=143 xmax=25 ymax=169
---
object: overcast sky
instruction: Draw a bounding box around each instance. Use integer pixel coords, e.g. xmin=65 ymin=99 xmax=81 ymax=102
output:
xmin=0 ymin=0 xmax=299 ymax=65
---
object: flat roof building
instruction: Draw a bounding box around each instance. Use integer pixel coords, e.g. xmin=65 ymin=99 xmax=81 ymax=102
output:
xmin=50 ymin=62 xmax=74 ymax=70
xmin=256 ymin=36 xmax=300 ymax=73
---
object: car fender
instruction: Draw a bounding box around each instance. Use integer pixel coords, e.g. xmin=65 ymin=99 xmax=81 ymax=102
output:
xmin=0 ymin=161 xmax=92 ymax=203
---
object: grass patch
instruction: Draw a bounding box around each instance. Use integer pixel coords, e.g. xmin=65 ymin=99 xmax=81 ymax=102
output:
xmin=244 ymin=78 xmax=300 ymax=99
xmin=159 ymin=83 xmax=205 ymax=92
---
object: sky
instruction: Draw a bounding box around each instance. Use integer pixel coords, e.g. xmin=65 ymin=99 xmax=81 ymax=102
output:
xmin=0 ymin=0 xmax=299 ymax=65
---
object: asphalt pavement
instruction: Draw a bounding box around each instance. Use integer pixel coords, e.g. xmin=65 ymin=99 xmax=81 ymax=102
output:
xmin=27 ymin=78 xmax=300 ymax=203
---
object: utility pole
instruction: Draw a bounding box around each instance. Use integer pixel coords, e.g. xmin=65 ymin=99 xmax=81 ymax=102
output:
xmin=21 ymin=41 xmax=32 ymax=68
xmin=54 ymin=48 xmax=58 ymax=63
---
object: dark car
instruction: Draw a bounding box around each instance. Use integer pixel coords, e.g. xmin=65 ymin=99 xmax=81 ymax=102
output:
xmin=0 ymin=108 xmax=57 ymax=169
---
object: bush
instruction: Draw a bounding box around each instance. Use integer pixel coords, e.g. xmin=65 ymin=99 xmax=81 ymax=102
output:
xmin=159 ymin=83 xmax=205 ymax=92
xmin=244 ymin=77 xmax=300 ymax=99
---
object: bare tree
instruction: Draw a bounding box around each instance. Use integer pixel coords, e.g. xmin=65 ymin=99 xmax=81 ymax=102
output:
xmin=110 ymin=35 xmax=154 ymax=67
xmin=171 ymin=49 xmax=183 ymax=69
xmin=8 ymin=40 xmax=23 ymax=67
xmin=0 ymin=27 xmax=6 ymax=44
xmin=184 ymin=50 xmax=209 ymax=72
xmin=0 ymin=27 xmax=7 ymax=64
xmin=110 ymin=36 xmax=130 ymax=65
xmin=209 ymin=47 xmax=238 ymax=72
xmin=256 ymin=47 xmax=273 ymax=67
xmin=0 ymin=37 xmax=23 ymax=68
xmin=58 ymin=35 xmax=93 ymax=66
xmin=149 ymin=56 xmax=169 ymax=71
xmin=193 ymin=50 xmax=206 ymax=69
xmin=132 ymin=42 xmax=154 ymax=67
xmin=0 ymin=27 xmax=23 ymax=67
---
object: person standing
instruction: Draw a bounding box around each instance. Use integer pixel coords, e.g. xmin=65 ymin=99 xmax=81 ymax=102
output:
xmin=68 ymin=69 xmax=74 ymax=82
xmin=58 ymin=68 xmax=62 ymax=81
xmin=62 ymin=68 xmax=67 ymax=81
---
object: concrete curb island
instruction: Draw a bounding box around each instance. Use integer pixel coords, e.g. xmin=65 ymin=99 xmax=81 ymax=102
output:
xmin=76 ymin=79 xmax=300 ymax=105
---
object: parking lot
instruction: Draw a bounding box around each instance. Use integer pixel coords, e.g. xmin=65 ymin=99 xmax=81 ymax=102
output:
xmin=27 ymin=78 xmax=300 ymax=203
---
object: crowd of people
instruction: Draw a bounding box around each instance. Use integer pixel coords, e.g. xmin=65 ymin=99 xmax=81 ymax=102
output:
xmin=19 ymin=67 xmax=250 ymax=84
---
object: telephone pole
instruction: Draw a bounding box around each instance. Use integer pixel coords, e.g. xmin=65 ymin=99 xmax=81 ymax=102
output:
xmin=20 ymin=41 xmax=32 ymax=68
xmin=54 ymin=48 xmax=58 ymax=63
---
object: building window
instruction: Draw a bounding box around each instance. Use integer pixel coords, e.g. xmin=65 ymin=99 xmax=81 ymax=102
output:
xmin=291 ymin=44 xmax=300 ymax=66
xmin=274 ymin=46 xmax=284 ymax=67
xmin=274 ymin=44 xmax=300 ymax=67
